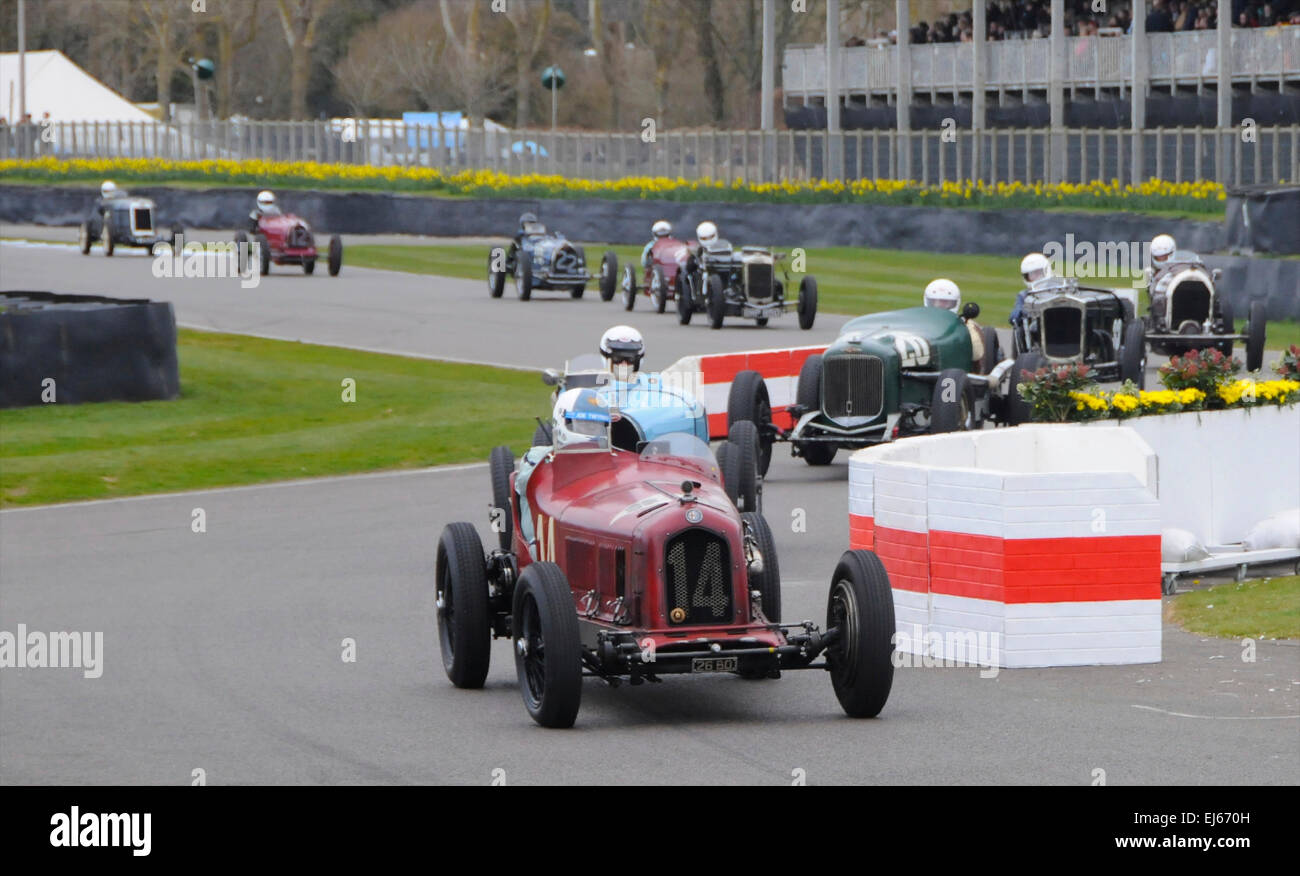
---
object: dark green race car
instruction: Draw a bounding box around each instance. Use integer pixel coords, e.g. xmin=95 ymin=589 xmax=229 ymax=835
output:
xmin=726 ymin=304 xmax=1015 ymax=473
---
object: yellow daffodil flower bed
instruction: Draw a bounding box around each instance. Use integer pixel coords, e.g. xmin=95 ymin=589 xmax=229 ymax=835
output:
xmin=1064 ymin=380 xmax=1299 ymax=420
xmin=0 ymin=158 xmax=1228 ymax=213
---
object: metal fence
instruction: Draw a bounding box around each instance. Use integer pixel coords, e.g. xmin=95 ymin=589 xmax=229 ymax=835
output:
xmin=784 ymin=27 xmax=1300 ymax=99
xmin=2 ymin=120 xmax=1296 ymax=186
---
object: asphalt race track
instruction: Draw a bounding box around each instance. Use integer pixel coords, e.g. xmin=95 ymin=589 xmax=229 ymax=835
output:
xmin=2 ymin=235 xmax=1297 ymax=785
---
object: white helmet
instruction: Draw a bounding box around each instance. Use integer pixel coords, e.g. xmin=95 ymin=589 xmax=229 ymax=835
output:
xmin=1150 ymin=234 xmax=1176 ymax=265
xmin=100 ymin=180 xmax=119 ymax=198
xmin=1020 ymin=252 xmax=1053 ymax=285
xmin=551 ymin=387 xmax=611 ymax=451
xmin=696 ymin=221 xmax=718 ymax=246
xmin=257 ymin=190 xmax=276 ymax=209
xmin=652 ymin=220 xmax=672 ymax=238
xmin=923 ymin=278 xmax=961 ymax=311
xmin=599 ymin=325 xmax=645 ymax=382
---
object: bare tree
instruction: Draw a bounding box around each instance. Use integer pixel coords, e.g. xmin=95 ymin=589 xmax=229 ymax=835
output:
xmin=689 ymin=0 xmax=726 ymax=124
xmin=634 ymin=0 xmax=687 ymax=128
xmin=502 ymin=0 xmax=553 ymax=128
xmin=274 ymin=0 xmax=332 ymax=120
xmin=437 ymin=0 xmax=510 ymax=124
xmin=209 ymin=0 xmax=260 ymax=119
xmin=135 ymin=0 xmax=197 ymax=122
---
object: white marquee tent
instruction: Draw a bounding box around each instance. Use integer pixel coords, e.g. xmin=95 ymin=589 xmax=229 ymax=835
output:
xmin=0 ymin=50 xmax=154 ymax=123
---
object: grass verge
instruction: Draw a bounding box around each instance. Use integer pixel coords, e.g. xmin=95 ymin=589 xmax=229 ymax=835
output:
xmin=348 ymin=242 xmax=1300 ymax=352
xmin=0 ymin=329 xmax=548 ymax=507
xmin=1169 ymin=575 xmax=1300 ymax=639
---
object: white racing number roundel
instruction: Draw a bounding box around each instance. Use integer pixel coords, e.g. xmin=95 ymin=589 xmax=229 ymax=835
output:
xmin=893 ymin=332 xmax=932 ymax=368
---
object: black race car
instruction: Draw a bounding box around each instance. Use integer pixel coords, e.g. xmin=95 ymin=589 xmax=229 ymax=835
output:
xmin=78 ymin=192 xmax=182 ymax=256
xmin=486 ymin=214 xmax=614 ymax=302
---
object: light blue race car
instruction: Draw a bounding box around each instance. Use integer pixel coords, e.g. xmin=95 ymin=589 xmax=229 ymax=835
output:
xmin=535 ymin=354 xmax=709 ymax=450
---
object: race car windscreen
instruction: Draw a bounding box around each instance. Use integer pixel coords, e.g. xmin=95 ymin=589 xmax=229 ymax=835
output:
xmin=523 ymin=221 xmax=547 ymax=235
xmin=640 ymin=433 xmax=716 ymax=474
xmin=564 ymin=354 xmax=611 ymax=388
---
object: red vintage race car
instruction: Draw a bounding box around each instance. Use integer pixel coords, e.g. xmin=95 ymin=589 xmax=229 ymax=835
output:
xmin=435 ymin=430 xmax=896 ymax=728
xmin=618 ymin=236 xmax=694 ymax=313
xmin=235 ymin=214 xmax=343 ymax=277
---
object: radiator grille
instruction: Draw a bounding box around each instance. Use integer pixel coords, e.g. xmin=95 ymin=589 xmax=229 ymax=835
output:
xmin=744 ymin=262 xmax=774 ymax=300
xmin=131 ymin=207 xmax=153 ymax=232
xmin=822 ymin=355 xmax=883 ymax=420
xmin=1170 ymin=283 xmax=1211 ymax=328
xmin=664 ymin=529 xmax=732 ymax=625
xmin=288 ymin=224 xmax=312 ymax=248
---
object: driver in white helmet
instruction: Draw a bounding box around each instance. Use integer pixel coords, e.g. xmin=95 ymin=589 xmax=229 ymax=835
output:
xmin=1010 ymin=252 xmax=1054 ymax=323
xmin=693 ymin=220 xmax=728 ymax=256
xmin=514 ymin=388 xmax=612 ymax=548
xmin=96 ymin=180 xmax=126 ymax=212
xmin=924 ymin=278 xmax=985 ymax=370
xmin=1145 ymin=233 xmax=1178 ymax=298
xmin=599 ymin=324 xmax=645 ymax=385
xmin=641 ymin=220 xmax=673 ymax=268
xmin=249 ymin=190 xmax=281 ymax=229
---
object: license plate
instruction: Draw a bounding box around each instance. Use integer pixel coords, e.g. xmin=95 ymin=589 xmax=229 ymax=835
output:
xmin=691 ymin=656 xmax=737 ymax=673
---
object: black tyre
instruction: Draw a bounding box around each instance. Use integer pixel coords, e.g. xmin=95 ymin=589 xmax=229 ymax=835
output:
xmin=727 ymin=370 xmax=774 ymax=476
xmin=234 ymin=230 xmax=249 ymax=274
xmin=1215 ymin=297 xmax=1234 ymax=356
xmin=1245 ymin=301 xmax=1266 ymax=373
xmin=327 ymin=234 xmax=343 ymax=276
xmin=826 ymin=549 xmax=895 ymax=718
xmin=798 ymin=275 xmax=818 ymax=330
xmin=513 ymin=562 xmax=583 ymax=728
xmin=532 ymin=422 xmax=552 ymax=447
xmin=435 ymin=522 xmax=492 ymax=689
xmin=1119 ymin=321 xmax=1147 ymax=389
xmin=651 ymin=265 xmax=668 ymax=313
xmin=599 ymin=251 xmax=617 ymax=301
xmin=930 ymin=368 xmax=974 ymax=433
xmin=676 ymin=273 xmax=693 ymax=325
xmin=796 ymin=354 xmax=823 ymax=412
xmin=741 ymin=511 xmax=781 ymax=624
xmin=978 ymin=325 xmax=1001 ymax=375
xmin=78 ymin=221 xmax=92 ymax=255
xmin=570 ymin=284 xmax=585 ymax=299
xmin=724 ymin=432 xmax=760 ymax=512
xmin=715 ymin=440 xmax=738 ymax=505
xmin=488 ymin=445 xmax=515 ymax=552
xmin=1007 ymin=351 xmax=1045 ymax=425
xmin=101 ymin=215 xmax=115 ymax=256
xmin=799 ymin=441 xmax=838 ymax=466
xmin=170 ymin=223 xmax=184 ymax=246
xmin=255 ymin=232 xmax=271 ymax=276
xmin=302 ymin=258 xmax=316 ymax=275
xmin=622 ymin=264 xmax=637 ymax=311
xmin=487 ymin=246 xmax=507 ymax=297
xmin=707 ymin=274 xmax=726 ymax=329
xmin=515 ymin=257 xmax=533 ymax=301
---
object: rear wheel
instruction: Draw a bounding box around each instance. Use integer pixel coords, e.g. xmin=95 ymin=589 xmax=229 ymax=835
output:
xmin=723 ymin=432 xmax=760 ymax=512
xmin=488 ymin=446 xmax=515 ymax=552
xmin=515 ymin=258 xmax=533 ymax=301
xmin=707 ymin=274 xmax=726 ymax=329
xmin=1245 ymin=302 xmax=1266 ymax=372
xmin=727 ymin=370 xmax=774 ymax=477
xmin=1007 ymin=352 xmax=1045 ymax=425
xmin=513 ymin=563 xmax=583 ymax=728
xmin=435 ymin=522 xmax=492 ymax=689
xmin=599 ymin=251 xmax=618 ymax=301
xmin=255 ymin=233 xmax=271 ymax=275
xmin=101 ymin=215 xmax=115 ymax=256
xmin=622 ymin=264 xmax=637 ymax=311
xmin=826 ymin=550 xmax=895 ymax=718
xmin=1119 ymin=321 xmax=1147 ymax=388
xmin=978 ymin=325 xmax=1001 ymax=375
xmin=487 ymin=246 xmax=507 ymax=297
xmin=569 ymin=284 xmax=585 ymax=299
xmin=651 ymin=266 xmax=668 ymax=313
xmin=1215 ymin=297 xmax=1234 ymax=356
xmin=78 ymin=221 xmax=92 ymax=255
xmin=797 ymin=275 xmax=818 ymax=330
xmin=234 ymin=230 xmax=249 ymax=273
xmin=302 ymin=258 xmax=316 ymax=275
xmin=327 ymin=234 xmax=343 ymax=276
xmin=930 ymin=368 xmax=974 ymax=433
xmin=532 ymin=422 xmax=552 ymax=447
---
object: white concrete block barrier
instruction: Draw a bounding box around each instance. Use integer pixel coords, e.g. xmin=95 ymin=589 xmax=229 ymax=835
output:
xmin=848 ymin=426 xmax=1164 ymax=668
xmin=663 ymin=345 xmax=827 ymax=440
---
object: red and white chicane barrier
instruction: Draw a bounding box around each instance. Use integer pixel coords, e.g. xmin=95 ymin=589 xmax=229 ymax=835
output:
xmin=663 ymin=345 xmax=827 ymax=439
xmin=849 ymin=426 xmax=1163 ymax=667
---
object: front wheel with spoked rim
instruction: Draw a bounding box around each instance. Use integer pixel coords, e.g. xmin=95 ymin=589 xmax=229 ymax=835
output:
xmin=512 ymin=562 xmax=582 ymax=728
xmin=434 ymin=522 xmax=492 ymax=689
xmin=826 ymin=549 xmax=895 ymax=718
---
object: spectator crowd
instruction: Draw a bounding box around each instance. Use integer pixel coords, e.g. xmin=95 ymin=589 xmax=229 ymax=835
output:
xmin=851 ymin=0 xmax=1299 ymax=44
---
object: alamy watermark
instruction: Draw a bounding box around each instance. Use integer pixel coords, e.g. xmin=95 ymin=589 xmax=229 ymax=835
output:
xmin=1042 ymin=234 xmax=1152 ymax=288
xmin=151 ymin=233 xmax=261 ymax=289
xmin=892 ymin=624 xmax=1001 ymax=678
xmin=0 ymin=624 xmax=104 ymax=678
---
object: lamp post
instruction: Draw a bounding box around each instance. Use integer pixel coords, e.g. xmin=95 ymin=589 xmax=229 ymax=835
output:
xmin=541 ymin=65 xmax=565 ymax=133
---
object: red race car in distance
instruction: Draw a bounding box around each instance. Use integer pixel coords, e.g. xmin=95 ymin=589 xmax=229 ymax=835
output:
xmin=619 ymin=235 xmax=694 ymax=313
xmin=236 ymin=214 xmax=342 ymax=277
xmin=435 ymin=428 xmax=897 ymax=728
